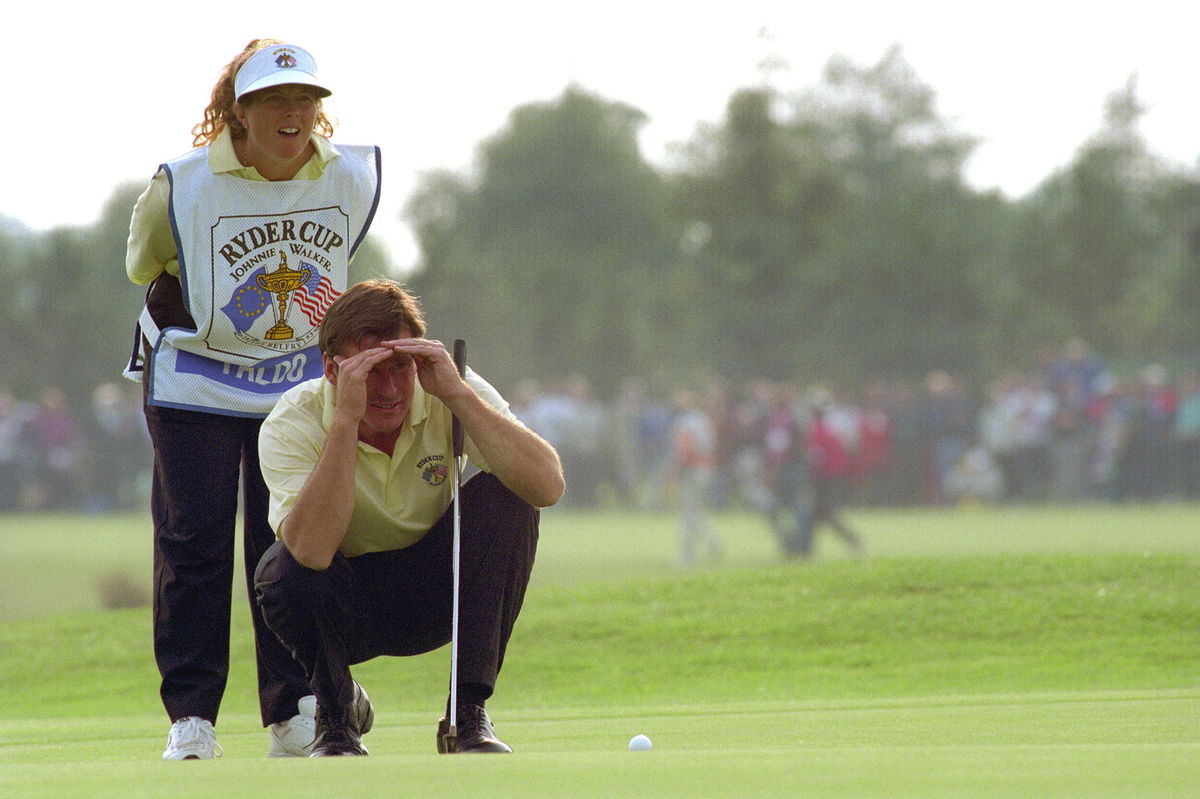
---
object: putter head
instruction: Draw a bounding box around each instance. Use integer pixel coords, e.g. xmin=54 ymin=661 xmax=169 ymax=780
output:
xmin=437 ymin=721 xmax=459 ymax=754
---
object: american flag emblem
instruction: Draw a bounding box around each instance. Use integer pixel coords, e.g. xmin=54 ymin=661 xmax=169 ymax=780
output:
xmin=294 ymin=271 xmax=341 ymax=326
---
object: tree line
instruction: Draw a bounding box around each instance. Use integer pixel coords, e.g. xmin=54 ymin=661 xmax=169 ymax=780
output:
xmin=2 ymin=47 xmax=1196 ymax=410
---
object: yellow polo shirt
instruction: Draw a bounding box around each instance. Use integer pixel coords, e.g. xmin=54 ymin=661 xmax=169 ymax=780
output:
xmin=258 ymin=371 xmax=517 ymax=556
xmin=126 ymin=129 xmax=340 ymax=285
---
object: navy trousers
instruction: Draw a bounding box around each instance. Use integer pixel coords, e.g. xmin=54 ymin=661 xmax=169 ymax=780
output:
xmin=144 ymin=403 xmax=310 ymax=726
xmin=253 ymin=471 xmax=539 ymax=715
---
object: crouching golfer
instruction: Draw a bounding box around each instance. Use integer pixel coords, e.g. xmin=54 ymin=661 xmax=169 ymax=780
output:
xmin=254 ymin=279 xmax=564 ymax=756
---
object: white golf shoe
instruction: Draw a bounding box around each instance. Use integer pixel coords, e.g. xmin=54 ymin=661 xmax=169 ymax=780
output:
xmin=162 ymin=716 xmax=222 ymax=760
xmin=268 ymin=694 xmax=317 ymax=757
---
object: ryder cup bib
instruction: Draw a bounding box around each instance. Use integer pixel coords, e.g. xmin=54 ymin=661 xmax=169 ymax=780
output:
xmin=138 ymin=143 xmax=381 ymax=417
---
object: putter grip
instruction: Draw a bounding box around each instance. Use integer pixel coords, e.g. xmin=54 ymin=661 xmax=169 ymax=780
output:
xmin=453 ymin=339 xmax=467 ymax=378
xmin=452 ymin=339 xmax=466 ymax=457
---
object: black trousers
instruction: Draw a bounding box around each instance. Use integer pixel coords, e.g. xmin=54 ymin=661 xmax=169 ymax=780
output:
xmin=145 ymin=403 xmax=310 ymax=726
xmin=253 ymin=471 xmax=539 ymax=714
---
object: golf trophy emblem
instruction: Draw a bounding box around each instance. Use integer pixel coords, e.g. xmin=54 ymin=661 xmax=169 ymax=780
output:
xmin=255 ymin=252 xmax=311 ymax=340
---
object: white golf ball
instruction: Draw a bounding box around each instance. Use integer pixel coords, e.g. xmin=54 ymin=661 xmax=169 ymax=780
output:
xmin=628 ymin=733 xmax=652 ymax=751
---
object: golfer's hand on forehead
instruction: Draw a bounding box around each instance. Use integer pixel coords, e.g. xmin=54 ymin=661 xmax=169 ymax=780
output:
xmin=326 ymin=343 xmax=402 ymax=423
xmin=383 ymin=338 xmax=468 ymax=398
xmin=381 ymin=337 xmax=447 ymax=364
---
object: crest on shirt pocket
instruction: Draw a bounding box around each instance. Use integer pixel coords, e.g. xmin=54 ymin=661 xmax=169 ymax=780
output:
xmin=418 ymin=455 xmax=449 ymax=487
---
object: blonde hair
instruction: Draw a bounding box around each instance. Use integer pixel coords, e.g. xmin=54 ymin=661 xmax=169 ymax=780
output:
xmin=191 ymin=38 xmax=335 ymax=147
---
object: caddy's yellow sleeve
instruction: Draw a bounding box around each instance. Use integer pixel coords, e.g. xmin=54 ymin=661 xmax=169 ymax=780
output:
xmin=126 ymin=169 xmax=180 ymax=284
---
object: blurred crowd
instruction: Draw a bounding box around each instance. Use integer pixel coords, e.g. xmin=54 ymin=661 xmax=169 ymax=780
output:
xmin=1 ymin=337 xmax=1197 ymax=515
xmin=0 ymin=382 xmax=150 ymax=512
xmin=511 ymin=339 xmax=1200 ymax=512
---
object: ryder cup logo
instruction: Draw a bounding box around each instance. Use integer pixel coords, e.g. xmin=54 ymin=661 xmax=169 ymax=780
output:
xmin=273 ymin=49 xmax=299 ymax=69
xmin=419 ymin=455 xmax=449 ymax=487
xmin=211 ymin=210 xmax=348 ymax=356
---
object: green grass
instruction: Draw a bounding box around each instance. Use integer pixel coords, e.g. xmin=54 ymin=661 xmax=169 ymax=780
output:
xmin=4 ymin=502 xmax=1197 ymax=619
xmin=1 ymin=503 xmax=1198 ymax=797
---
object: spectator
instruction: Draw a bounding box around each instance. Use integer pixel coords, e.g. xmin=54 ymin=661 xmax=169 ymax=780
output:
xmin=704 ymin=379 xmax=738 ymax=510
xmin=1005 ymin=371 xmax=1056 ymax=503
xmin=508 ymin=379 xmax=546 ymax=434
xmin=944 ymin=446 xmax=1006 ymax=506
xmin=1047 ymin=376 xmax=1093 ymax=502
xmin=729 ymin=378 xmax=775 ymax=512
xmin=853 ymin=379 xmax=895 ymax=506
xmin=609 ymin=377 xmax=651 ymax=508
xmin=920 ymin=370 xmax=975 ymax=505
xmin=666 ymin=388 xmax=721 ymax=566
xmin=0 ymin=389 xmax=31 ymax=511
xmin=805 ymin=386 xmax=865 ymax=558
xmin=1086 ymin=374 xmax=1133 ymax=502
xmin=887 ymin=380 xmax=925 ymax=506
xmin=1046 ymin=337 xmax=1104 ymax=408
xmin=1119 ymin=364 xmax=1177 ymax=500
xmin=760 ymin=382 xmax=812 ymax=559
xmin=1044 ymin=339 xmax=1104 ymax=502
xmin=522 ymin=381 xmax=574 ymax=494
xmin=636 ymin=386 xmax=676 ymax=511
xmin=559 ymin=376 xmax=607 ymax=508
xmin=85 ymin=382 xmax=149 ymax=511
xmin=978 ymin=375 xmax=1021 ymax=502
xmin=26 ymin=386 xmax=84 ymax=510
xmin=1172 ymin=372 xmax=1200 ymax=499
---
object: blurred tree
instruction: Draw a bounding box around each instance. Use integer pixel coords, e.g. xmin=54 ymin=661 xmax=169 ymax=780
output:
xmin=0 ymin=183 xmax=145 ymax=405
xmin=670 ymin=85 xmax=845 ymax=380
xmin=347 ymin=232 xmax=396 ymax=284
xmin=1159 ymin=174 xmax=1200 ymax=357
xmin=672 ymin=46 xmax=1005 ymax=385
xmin=1018 ymin=75 xmax=1196 ymax=360
xmin=406 ymin=86 xmax=679 ymax=392
xmin=86 ymin=183 xmax=155 ymax=386
xmin=0 ymin=219 xmax=40 ymax=396
xmin=797 ymin=47 xmax=1010 ymax=382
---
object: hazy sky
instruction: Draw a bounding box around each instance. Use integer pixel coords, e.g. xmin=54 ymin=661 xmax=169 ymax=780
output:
xmin=4 ymin=1 xmax=1196 ymax=268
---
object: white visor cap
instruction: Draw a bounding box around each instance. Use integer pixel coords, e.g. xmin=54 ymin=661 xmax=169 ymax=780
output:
xmin=234 ymin=44 xmax=331 ymax=102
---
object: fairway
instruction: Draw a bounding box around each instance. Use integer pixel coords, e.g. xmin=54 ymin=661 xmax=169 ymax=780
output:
xmin=1 ymin=503 xmax=1198 ymax=797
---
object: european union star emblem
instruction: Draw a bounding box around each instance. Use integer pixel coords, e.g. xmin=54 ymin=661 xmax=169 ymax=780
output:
xmin=220 ymin=267 xmax=272 ymax=333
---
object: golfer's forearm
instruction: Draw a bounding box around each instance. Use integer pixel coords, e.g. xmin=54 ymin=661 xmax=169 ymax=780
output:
xmin=280 ymin=417 xmax=359 ymax=569
xmin=453 ymin=397 xmax=565 ymax=508
xmin=493 ymin=433 xmax=565 ymax=508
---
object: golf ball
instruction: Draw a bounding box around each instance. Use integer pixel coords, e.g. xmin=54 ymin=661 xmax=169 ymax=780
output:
xmin=628 ymin=734 xmax=652 ymax=751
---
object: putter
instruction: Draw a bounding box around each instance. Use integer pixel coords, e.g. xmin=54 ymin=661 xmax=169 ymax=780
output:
xmin=444 ymin=338 xmax=467 ymax=752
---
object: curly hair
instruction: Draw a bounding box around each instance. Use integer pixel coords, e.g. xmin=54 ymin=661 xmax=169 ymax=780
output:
xmin=191 ymin=39 xmax=335 ymax=147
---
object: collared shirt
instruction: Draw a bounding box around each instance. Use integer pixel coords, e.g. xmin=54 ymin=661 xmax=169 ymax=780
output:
xmin=258 ymin=372 xmax=517 ymax=556
xmin=126 ymin=129 xmax=340 ymax=285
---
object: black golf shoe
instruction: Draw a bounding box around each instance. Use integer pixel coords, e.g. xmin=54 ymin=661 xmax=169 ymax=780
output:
xmin=310 ymin=682 xmax=373 ymax=757
xmin=436 ymin=705 xmax=513 ymax=754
